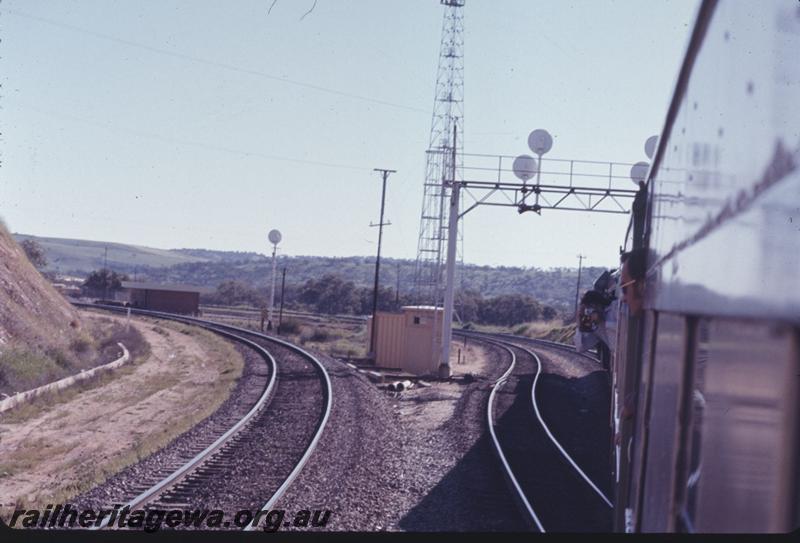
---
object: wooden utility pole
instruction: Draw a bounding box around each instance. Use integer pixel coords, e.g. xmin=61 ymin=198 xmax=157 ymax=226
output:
xmin=278 ymin=267 xmax=286 ymax=335
xmin=103 ymin=246 xmax=109 ymax=301
xmin=369 ymin=168 xmax=395 ymax=358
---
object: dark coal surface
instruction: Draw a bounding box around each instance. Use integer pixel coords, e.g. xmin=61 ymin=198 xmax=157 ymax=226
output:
xmin=491 ymin=341 xmax=612 ymax=532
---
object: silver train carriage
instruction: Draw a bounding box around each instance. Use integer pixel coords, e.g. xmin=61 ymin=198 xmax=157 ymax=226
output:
xmin=611 ymin=0 xmax=800 ymax=533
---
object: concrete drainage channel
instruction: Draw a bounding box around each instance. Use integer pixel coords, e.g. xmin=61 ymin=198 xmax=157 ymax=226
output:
xmin=0 ymin=343 xmax=130 ymax=414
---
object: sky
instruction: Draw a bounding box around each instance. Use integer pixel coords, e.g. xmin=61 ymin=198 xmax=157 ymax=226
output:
xmin=1 ymin=0 xmax=699 ymax=269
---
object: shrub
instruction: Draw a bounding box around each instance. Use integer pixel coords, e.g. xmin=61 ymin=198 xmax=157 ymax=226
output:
xmin=45 ymin=346 xmax=75 ymax=370
xmin=98 ymin=323 xmax=150 ymax=363
xmin=309 ymin=328 xmax=330 ymax=342
xmin=277 ymin=318 xmax=301 ymax=335
xmin=0 ymin=347 xmax=63 ymax=393
xmin=69 ymin=337 xmax=93 ymax=355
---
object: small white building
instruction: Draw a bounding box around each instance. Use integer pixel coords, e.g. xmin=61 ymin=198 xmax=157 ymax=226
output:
xmin=367 ymin=305 xmax=443 ymax=375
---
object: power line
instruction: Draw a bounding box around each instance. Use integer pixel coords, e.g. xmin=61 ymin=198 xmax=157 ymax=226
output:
xmin=8 ymin=9 xmax=429 ymax=115
xmin=16 ymin=102 xmax=373 ymax=172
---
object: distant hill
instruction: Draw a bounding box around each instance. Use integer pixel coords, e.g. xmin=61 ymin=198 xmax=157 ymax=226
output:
xmin=171 ymin=248 xmax=263 ymax=263
xmin=13 ymin=233 xmax=211 ymax=273
xmin=15 ymin=233 xmax=610 ymax=312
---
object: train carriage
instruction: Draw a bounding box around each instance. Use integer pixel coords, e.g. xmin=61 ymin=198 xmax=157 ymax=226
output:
xmin=611 ymin=0 xmax=800 ymax=533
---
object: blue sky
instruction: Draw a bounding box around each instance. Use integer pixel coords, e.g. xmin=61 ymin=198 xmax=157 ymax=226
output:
xmin=1 ymin=0 xmax=698 ymax=269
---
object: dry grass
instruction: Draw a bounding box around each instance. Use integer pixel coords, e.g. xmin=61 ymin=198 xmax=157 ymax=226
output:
xmin=0 ymin=321 xmax=151 ymax=423
xmin=0 ymin=317 xmax=244 ymax=516
xmin=0 ymin=222 xmax=85 ymax=384
xmin=0 ymin=315 xmax=150 ymax=397
xmin=463 ymin=319 xmax=576 ymax=343
xmin=210 ymin=316 xmax=368 ymax=359
xmin=0 ymin=365 xmax=138 ymax=425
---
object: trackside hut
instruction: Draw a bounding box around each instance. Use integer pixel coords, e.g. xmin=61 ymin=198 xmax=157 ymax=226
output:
xmin=120 ymin=281 xmax=212 ymax=315
xmin=368 ymin=305 xmax=443 ymax=375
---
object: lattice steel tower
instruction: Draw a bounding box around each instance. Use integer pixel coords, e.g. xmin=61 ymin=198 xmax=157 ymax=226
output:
xmin=413 ymin=0 xmax=464 ymax=309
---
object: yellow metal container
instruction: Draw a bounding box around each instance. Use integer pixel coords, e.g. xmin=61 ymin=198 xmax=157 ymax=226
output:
xmin=368 ymin=306 xmax=443 ymax=376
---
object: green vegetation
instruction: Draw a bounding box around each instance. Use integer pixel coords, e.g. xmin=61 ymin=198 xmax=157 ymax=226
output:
xmin=277 ymin=318 xmax=302 ymax=335
xmin=0 ymin=320 xmax=149 ymax=396
xmin=463 ymin=319 xmax=576 ymax=343
xmin=82 ymin=268 xmax=130 ymax=298
xmin=0 ymin=318 xmax=244 ymax=515
xmin=16 ymin=232 xmax=610 ymax=315
xmin=146 ymin=257 xmax=605 ymax=314
xmin=0 ymin=348 xmax=64 ymax=392
xmin=19 ymin=239 xmax=48 ymax=270
xmin=11 ymin=233 xmax=211 ymax=271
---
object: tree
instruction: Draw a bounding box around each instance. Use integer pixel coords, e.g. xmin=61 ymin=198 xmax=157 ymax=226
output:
xmin=542 ymin=305 xmax=559 ymax=321
xmin=299 ymin=274 xmax=361 ymax=315
xmin=83 ymin=269 xmax=129 ymax=298
xmin=477 ymin=294 xmax=542 ymax=326
xmin=212 ymin=280 xmax=260 ymax=306
xmin=455 ymin=289 xmax=481 ymax=323
xmin=20 ymin=239 xmax=47 ymax=270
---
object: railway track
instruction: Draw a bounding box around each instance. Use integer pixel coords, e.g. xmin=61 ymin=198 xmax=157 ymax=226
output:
xmin=74 ymin=304 xmax=332 ymax=531
xmin=462 ymin=331 xmax=613 ymax=532
xmin=460 ymin=328 xmax=599 ymax=362
xmin=200 ymin=305 xmax=367 ymax=326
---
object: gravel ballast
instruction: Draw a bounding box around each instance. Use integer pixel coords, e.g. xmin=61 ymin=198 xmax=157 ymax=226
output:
xmin=274 ymin=340 xmax=528 ymax=532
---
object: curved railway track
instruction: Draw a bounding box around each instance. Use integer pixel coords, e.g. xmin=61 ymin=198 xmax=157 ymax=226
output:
xmin=463 ymin=331 xmax=613 ymax=532
xmin=74 ymin=304 xmax=332 ymax=531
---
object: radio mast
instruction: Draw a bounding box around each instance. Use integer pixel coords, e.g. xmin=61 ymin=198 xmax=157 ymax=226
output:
xmin=412 ymin=0 xmax=465 ymax=316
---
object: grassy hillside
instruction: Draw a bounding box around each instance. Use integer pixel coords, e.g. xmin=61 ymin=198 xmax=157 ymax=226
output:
xmin=16 ymin=233 xmax=611 ymax=312
xmin=12 ymin=233 xmax=211 ymax=273
xmin=139 ymin=256 xmax=608 ymax=312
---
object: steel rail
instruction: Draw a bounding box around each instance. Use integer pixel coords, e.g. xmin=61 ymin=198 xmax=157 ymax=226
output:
xmin=133 ymin=311 xmax=335 ymax=531
xmin=236 ymin=326 xmax=333 ymax=532
xmin=75 ymin=304 xmax=332 ymax=531
xmin=458 ymin=328 xmax=599 ymax=362
xmin=521 ymin=344 xmax=613 ymax=508
xmin=483 ymin=337 xmax=545 ymax=532
xmin=459 ymin=330 xmax=613 ymax=528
